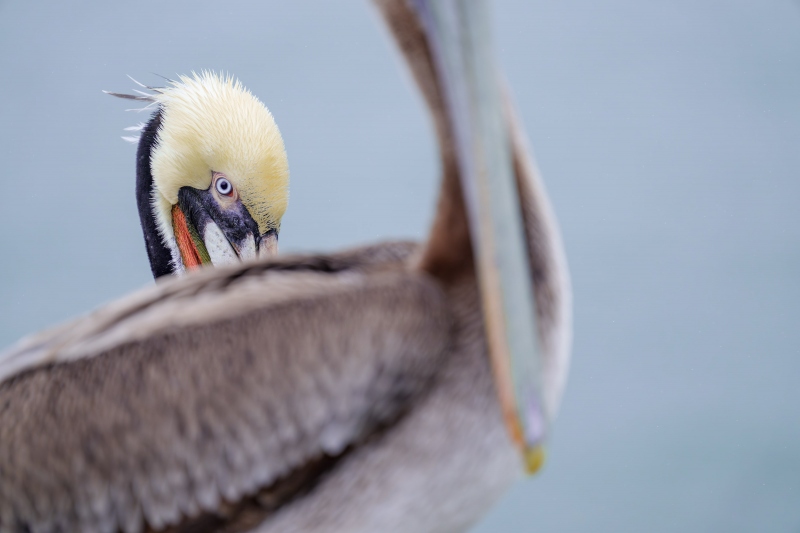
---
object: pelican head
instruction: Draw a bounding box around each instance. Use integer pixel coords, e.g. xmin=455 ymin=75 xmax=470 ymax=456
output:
xmin=109 ymin=72 xmax=289 ymax=278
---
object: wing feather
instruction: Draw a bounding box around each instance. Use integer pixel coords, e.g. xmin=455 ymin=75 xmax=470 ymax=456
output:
xmin=0 ymin=248 xmax=449 ymax=533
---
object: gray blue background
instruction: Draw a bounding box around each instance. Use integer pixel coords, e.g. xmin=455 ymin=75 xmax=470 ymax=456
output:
xmin=1 ymin=1 xmax=798 ymax=531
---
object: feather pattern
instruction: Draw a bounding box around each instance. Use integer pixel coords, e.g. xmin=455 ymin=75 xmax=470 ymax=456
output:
xmin=105 ymin=82 xmax=162 ymax=145
xmin=0 ymin=243 xmax=452 ymax=533
xmin=103 ymin=91 xmax=156 ymax=102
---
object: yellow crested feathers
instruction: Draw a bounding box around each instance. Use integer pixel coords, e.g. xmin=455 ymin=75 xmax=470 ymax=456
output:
xmin=150 ymin=71 xmax=289 ymax=235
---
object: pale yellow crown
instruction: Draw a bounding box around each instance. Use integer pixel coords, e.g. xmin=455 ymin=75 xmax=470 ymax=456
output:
xmin=151 ymin=71 xmax=289 ymax=235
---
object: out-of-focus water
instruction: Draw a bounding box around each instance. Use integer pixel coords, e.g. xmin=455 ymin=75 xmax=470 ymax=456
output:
xmin=1 ymin=1 xmax=798 ymax=531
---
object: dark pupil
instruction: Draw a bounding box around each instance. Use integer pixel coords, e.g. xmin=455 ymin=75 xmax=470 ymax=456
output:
xmin=219 ymin=180 xmax=230 ymax=193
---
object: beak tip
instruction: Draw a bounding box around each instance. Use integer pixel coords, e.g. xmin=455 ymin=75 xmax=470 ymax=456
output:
xmin=259 ymin=231 xmax=279 ymax=257
xmin=523 ymin=445 xmax=546 ymax=475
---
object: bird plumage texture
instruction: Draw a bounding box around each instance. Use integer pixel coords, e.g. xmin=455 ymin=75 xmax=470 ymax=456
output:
xmin=1 ymin=243 xmax=456 ymax=533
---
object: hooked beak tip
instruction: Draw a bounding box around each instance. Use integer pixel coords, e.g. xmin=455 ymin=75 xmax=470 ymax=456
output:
xmin=259 ymin=231 xmax=279 ymax=257
xmin=524 ymin=445 xmax=546 ymax=475
xmin=230 ymin=233 xmax=258 ymax=261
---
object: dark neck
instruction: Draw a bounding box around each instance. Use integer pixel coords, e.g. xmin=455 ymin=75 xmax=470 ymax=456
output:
xmin=136 ymin=110 xmax=174 ymax=279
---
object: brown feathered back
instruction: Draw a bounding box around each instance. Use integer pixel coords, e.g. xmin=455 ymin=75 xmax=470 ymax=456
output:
xmin=0 ymin=243 xmax=455 ymax=533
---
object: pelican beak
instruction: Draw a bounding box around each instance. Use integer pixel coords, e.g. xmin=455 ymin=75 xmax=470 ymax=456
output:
xmin=172 ymin=185 xmax=276 ymax=269
xmin=414 ymin=0 xmax=549 ymax=473
xmin=259 ymin=230 xmax=279 ymax=257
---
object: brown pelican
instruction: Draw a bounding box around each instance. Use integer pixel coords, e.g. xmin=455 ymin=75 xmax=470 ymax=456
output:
xmin=0 ymin=1 xmax=570 ymax=532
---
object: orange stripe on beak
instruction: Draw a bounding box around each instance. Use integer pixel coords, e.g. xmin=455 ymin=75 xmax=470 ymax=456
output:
xmin=171 ymin=205 xmax=203 ymax=270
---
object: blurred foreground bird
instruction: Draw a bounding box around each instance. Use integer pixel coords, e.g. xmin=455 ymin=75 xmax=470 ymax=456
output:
xmin=0 ymin=1 xmax=571 ymax=532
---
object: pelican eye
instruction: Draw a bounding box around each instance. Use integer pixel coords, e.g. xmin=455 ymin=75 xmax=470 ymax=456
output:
xmin=215 ymin=177 xmax=233 ymax=196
